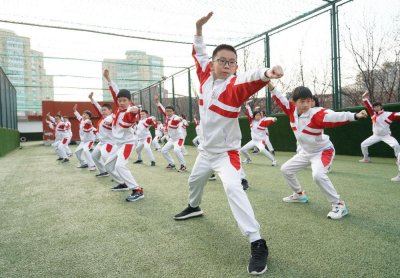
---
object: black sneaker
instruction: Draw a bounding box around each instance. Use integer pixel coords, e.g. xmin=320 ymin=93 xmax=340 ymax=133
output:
xmin=166 ymin=164 xmax=176 ymax=169
xmin=241 ymin=179 xmax=249 ymax=191
xmin=208 ymin=174 xmax=217 ymax=181
xmin=61 ymin=158 xmax=69 ymax=163
xmin=76 ymin=164 xmax=88 ymax=168
xmin=56 ymin=157 xmax=63 ymax=161
xmin=174 ymin=205 xmax=204 ymax=220
xmin=111 ymin=184 xmax=129 ymax=191
xmin=248 ymin=239 xmax=268 ymax=275
xmin=126 ymin=188 xmax=144 ymax=202
xmin=96 ymin=172 xmax=110 ymax=177
xmin=177 ymin=165 xmax=187 ymax=172
xmin=151 ymin=161 xmax=156 ymax=166
xmin=133 ymin=159 xmax=143 ymax=164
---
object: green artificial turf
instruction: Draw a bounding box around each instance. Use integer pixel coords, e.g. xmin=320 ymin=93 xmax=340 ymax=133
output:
xmin=0 ymin=142 xmax=399 ymax=277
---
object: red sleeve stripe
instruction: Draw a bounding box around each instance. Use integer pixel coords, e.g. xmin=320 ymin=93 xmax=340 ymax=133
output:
xmin=209 ymin=104 xmax=240 ymax=118
xmin=119 ymin=122 xmax=132 ymax=128
xmin=102 ymin=125 xmax=112 ymax=130
xmin=302 ymin=129 xmax=322 ymax=136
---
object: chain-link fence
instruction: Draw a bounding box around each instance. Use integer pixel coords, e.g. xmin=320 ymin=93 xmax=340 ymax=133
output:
xmin=0 ymin=67 xmax=17 ymax=129
xmin=132 ymin=0 xmax=400 ymax=119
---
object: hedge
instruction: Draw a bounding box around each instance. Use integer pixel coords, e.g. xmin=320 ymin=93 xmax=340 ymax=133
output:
xmin=0 ymin=128 xmax=20 ymax=157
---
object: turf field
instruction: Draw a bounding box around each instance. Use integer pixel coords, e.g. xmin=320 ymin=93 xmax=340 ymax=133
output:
xmin=0 ymin=142 xmax=399 ymax=277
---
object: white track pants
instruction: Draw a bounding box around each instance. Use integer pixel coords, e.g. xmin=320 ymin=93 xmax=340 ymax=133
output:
xmin=136 ymin=137 xmax=155 ymax=162
xmin=105 ymin=143 xmax=139 ymax=189
xmin=92 ymin=142 xmax=113 ymax=174
xmin=241 ymin=140 xmax=275 ymax=162
xmin=280 ymin=147 xmax=340 ymax=204
xmin=152 ymin=136 xmax=161 ymax=150
xmin=75 ymin=141 xmax=95 ymax=167
xmin=361 ymin=134 xmax=400 ymax=159
xmin=161 ymin=138 xmax=185 ymax=166
xmin=265 ymin=136 xmax=274 ymax=152
xmin=188 ymin=150 xmax=261 ymax=242
xmin=55 ymin=137 xmax=70 ymax=159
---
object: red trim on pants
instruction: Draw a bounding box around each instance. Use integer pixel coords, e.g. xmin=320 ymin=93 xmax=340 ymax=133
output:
xmin=227 ymin=150 xmax=240 ymax=171
xmin=106 ymin=144 xmax=113 ymax=153
xmin=147 ymin=137 xmax=151 ymax=144
xmin=321 ymin=148 xmax=334 ymax=167
xmin=88 ymin=141 xmax=94 ymax=149
xmin=62 ymin=138 xmax=68 ymax=144
xmin=178 ymin=138 xmax=184 ymax=146
xmin=123 ymin=144 xmax=133 ymax=160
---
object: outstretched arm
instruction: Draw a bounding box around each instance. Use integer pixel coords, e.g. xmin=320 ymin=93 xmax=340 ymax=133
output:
xmin=193 ymin=12 xmax=213 ymax=83
xmin=154 ymin=95 xmax=166 ymax=118
xmin=89 ymin=92 xmax=102 ymax=117
xmin=73 ymin=104 xmax=83 ymax=123
xmin=269 ymin=82 xmax=295 ymax=117
xmin=103 ymin=69 xmax=119 ymax=107
xmin=311 ymin=109 xmax=368 ymax=129
xmin=226 ymin=65 xmax=284 ymax=107
xmin=245 ymin=100 xmax=253 ymax=124
xmin=362 ymin=91 xmax=374 ymax=116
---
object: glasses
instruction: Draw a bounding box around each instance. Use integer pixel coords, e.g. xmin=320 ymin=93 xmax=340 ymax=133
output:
xmin=214 ymin=58 xmax=237 ymax=68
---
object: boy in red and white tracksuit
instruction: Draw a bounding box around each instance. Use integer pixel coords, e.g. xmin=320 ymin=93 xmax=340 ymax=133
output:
xmin=103 ymin=69 xmax=144 ymax=202
xmin=155 ymin=99 xmax=186 ymax=172
xmin=47 ymin=114 xmax=70 ymax=162
xmin=73 ymin=106 xmax=96 ymax=170
xmin=89 ymin=92 xmax=114 ymax=177
xmin=173 ymin=12 xmax=284 ymax=275
xmin=241 ymin=102 xmax=277 ymax=166
xmin=152 ymin=120 xmax=163 ymax=151
xmin=359 ymin=92 xmax=400 ymax=181
xmin=270 ymin=83 xmax=368 ymax=219
xmin=134 ymin=109 xmax=157 ymax=166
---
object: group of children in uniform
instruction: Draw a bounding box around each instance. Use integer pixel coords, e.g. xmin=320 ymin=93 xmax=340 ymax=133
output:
xmin=44 ymin=11 xmax=400 ymax=276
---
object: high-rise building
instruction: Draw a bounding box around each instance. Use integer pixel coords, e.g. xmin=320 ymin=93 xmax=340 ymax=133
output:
xmin=0 ymin=29 xmax=54 ymax=116
xmin=102 ymin=50 xmax=163 ymax=101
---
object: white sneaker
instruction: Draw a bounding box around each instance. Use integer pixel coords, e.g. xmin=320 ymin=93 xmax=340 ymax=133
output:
xmin=242 ymin=159 xmax=252 ymax=164
xmin=327 ymin=202 xmax=349 ymax=219
xmin=89 ymin=166 xmax=97 ymax=171
xmin=272 ymin=160 xmax=277 ymax=166
xmin=282 ymin=192 xmax=309 ymax=203
xmin=359 ymin=158 xmax=370 ymax=163
xmin=391 ymin=175 xmax=400 ymax=182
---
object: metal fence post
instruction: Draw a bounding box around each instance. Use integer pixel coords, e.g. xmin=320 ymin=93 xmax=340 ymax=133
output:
xmin=264 ymin=34 xmax=272 ymax=114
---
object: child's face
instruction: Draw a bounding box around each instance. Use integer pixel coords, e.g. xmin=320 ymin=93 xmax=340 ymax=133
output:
xmin=55 ymin=117 xmax=61 ymax=123
xmin=82 ymin=113 xmax=90 ymax=119
xmin=165 ymin=108 xmax=174 ymax=117
xmin=295 ymin=98 xmax=312 ymax=114
xmin=210 ymin=49 xmax=238 ymax=80
xmin=118 ymin=97 xmax=130 ymax=109
xmin=254 ymin=113 xmax=262 ymax=121
xmin=102 ymin=107 xmax=112 ymax=117
xmin=140 ymin=112 xmax=148 ymax=119
xmin=373 ymin=105 xmax=382 ymax=113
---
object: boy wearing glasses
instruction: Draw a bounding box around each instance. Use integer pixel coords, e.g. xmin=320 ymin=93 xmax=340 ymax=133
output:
xmin=173 ymin=12 xmax=283 ymax=275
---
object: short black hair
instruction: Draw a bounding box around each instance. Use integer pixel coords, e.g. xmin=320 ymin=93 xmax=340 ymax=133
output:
xmin=83 ymin=110 xmax=92 ymax=118
xmin=212 ymin=44 xmax=237 ymax=60
xmin=141 ymin=109 xmax=148 ymax=115
xmin=292 ymin=86 xmax=313 ymax=101
xmin=253 ymin=111 xmax=262 ymax=119
xmin=55 ymin=114 xmax=61 ymax=119
xmin=165 ymin=105 xmax=175 ymax=111
xmin=117 ymin=89 xmax=132 ymax=100
xmin=102 ymin=103 xmax=112 ymax=110
xmin=372 ymin=102 xmax=382 ymax=107
xmin=312 ymin=96 xmax=320 ymax=107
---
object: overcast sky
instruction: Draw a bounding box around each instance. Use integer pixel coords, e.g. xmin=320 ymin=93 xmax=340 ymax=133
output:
xmin=0 ymin=0 xmax=399 ymax=102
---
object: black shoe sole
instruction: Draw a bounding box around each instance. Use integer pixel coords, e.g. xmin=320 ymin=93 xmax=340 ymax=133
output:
xmin=174 ymin=211 xmax=204 ymax=220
